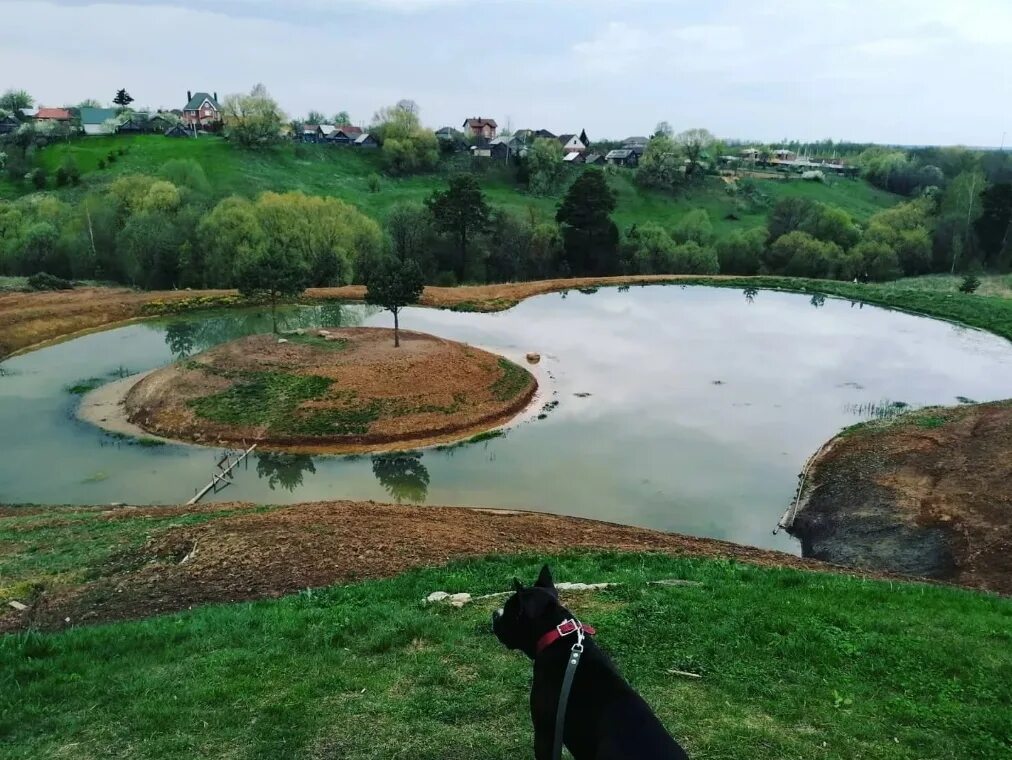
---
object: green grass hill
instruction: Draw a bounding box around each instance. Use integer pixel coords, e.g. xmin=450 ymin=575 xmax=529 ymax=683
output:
xmin=2 ymin=135 xmax=899 ymax=237
xmin=1 ymin=547 xmax=1008 ymax=759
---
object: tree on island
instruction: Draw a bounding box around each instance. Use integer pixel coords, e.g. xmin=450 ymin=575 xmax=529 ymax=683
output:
xmin=364 ymin=257 xmax=425 ymax=347
xmin=113 ymin=89 xmax=134 ymax=108
xmin=234 ymin=246 xmax=309 ymax=333
xmin=425 ymin=174 xmax=490 ymax=280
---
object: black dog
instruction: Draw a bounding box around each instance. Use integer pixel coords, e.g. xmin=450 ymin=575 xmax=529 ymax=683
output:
xmin=492 ymin=565 xmax=688 ymax=759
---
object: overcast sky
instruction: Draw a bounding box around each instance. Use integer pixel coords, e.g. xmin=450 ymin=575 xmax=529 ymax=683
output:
xmin=3 ymin=0 xmax=1010 ymax=146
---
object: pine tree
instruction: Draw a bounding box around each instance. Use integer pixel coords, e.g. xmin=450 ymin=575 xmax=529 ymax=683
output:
xmin=113 ymin=88 xmax=134 ymax=108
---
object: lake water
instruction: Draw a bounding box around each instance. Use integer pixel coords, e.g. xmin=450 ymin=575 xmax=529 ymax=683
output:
xmin=3 ymin=285 xmax=1011 ymax=553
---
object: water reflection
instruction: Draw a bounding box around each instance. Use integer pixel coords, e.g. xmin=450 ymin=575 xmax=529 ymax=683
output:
xmin=371 ymin=451 xmax=430 ymax=503
xmin=255 ymin=452 xmax=317 ymax=491
xmin=743 ymin=286 xmax=758 ymax=304
xmin=165 ymin=320 xmax=197 ymax=359
xmin=157 ymin=302 xmax=381 ymax=359
xmin=810 ymin=294 xmax=826 ymax=309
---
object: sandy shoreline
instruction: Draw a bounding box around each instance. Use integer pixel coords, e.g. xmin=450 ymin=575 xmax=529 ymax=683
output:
xmin=76 ymin=370 xmax=174 ymax=442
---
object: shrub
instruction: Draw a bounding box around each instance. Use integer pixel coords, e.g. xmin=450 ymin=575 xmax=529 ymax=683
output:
xmin=672 ymin=209 xmax=714 ymax=246
xmin=106 ymin=151 xmax=116 ymax=163
xmin=55 ymin=166 xmax=69 ymax=187
xmin=27 ymin=272 xmax=73 ymax=290
xmin=716 ymin=228 xmax=766 ymax=275
xmin=367 ymin=173 xmax=381 ymax=193
xmin=30 ymin=167 xmax=47 ymax=189
xmin=670 ymin=241 xmax=719 ymax=274
xmin=959 ymin=274 xmax=981 ymax=294
xmin=97 ymin=159 xmax=106 ymax=170
xmin=854 ymin=240 xmax=902 ymax=282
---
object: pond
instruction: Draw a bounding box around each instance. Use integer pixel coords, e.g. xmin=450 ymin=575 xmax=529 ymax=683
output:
xmin=3 ymin=285 xmax=1011 ymax=554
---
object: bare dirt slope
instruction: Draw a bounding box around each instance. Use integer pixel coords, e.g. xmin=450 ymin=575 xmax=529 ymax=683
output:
xmin=790 ymin=402 xmax=1012 ymax=594
xmin=1 ymin=500 xmax=903 ymax=633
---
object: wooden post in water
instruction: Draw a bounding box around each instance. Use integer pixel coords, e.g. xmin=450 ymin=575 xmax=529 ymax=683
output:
xmin=186 ymin=443 xmax=257 ymax=505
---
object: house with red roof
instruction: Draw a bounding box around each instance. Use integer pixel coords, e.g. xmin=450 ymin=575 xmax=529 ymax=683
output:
xmin=34 ymin=107 xmax=72 ymax=123
xmin=462 ymin=117 xmax=497 ymax=141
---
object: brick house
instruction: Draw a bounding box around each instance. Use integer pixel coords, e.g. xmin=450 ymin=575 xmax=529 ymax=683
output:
xmin=182 ymin=91 xmax=222 ymax=126
xmin=462 ymin=117 xmax=497 ymax=141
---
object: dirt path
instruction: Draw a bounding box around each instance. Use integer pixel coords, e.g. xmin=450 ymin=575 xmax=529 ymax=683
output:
xmin=788 ymin=402 xmax=1012 ymax=594
xmin=1 ymin=500 xmax=910 ymax=633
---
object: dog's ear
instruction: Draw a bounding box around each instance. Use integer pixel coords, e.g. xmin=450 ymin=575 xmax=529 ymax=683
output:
xmin=512 ymin=577 xmax=524 ymax=593
xmin=535 ymin=564 xmax=556 ymax=596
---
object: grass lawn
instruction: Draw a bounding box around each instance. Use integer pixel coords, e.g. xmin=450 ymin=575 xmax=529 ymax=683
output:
xmin=1 ymin=135 xmax=900 ymax=238
xmin=1 ymin=551 xmax=1009 ymax=759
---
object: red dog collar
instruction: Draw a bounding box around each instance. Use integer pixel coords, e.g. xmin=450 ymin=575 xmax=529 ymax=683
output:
xmin=535 ymin=618 xmax=596 ymax=655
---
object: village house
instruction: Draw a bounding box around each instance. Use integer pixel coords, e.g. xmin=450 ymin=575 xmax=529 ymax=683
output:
xmin=462 ymin=117 xmax=497 ymax=141
xmin=164 ymin=123 xmax=194 ymax=138
xmin=605 ymin=148 xmax=639 ymax=167
xmin=622 ymin=136 xmax=649 ymax=158
xmin=0 ymin=113 xmax=19 ymax=135
xmin=558 ymin=134 xmax=586 ymax=153
xmin=354 ymin=133 xmax=379 ymax=149
xmin=563 ymin=151 xmax=584 ymax=164
xmin=513 ymin=128 xmax=557 ymax=145
xmin=79 ymin=107 xmax=119 ymax=135
xmin=486 ymin=135 xmax=524 ymax=160
xmin=116 ymin=113 xmax=152 ymax=134
xmin=34 ymin=107 xmax=72 ymax=124
xmin=182 ymin=91 xmax=222 ymax=126
xmin=583 ymin=153 xmax=606 ymax=166
xmin=327 ymin=125 xmax=363 ymax=145
xmin=772 ymin=148 xmax=797 ymax=162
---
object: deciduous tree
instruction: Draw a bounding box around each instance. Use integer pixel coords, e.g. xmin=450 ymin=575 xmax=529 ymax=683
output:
xmin=222 ymin=84 xmax=286 ymax=148
xmin=234 ymin=245 xmax=309 ymax=333
xmin=526 ymin=137 xmax=565 ymax=196
xmin=0 ymin=89 xmax=33 ymax=118
xmin=364 ymin=257 xmax=425 ymax=347
xmin=676 ymin=128 xmax=714 ymax=177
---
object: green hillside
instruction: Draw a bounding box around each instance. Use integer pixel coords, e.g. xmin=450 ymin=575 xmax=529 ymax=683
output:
xmin=3 ymin=135 xmax=899 ymax=236
xmin=1 ymin=544 xmax=1008 ymax=759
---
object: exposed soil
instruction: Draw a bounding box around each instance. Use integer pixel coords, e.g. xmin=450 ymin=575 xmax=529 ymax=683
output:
xmin=123 ymin=328 xmax=537 ymax=452
xmin=789 ymin=402 xmax=1012 ymax=594
xmin=1 ymin=500 xmax=904 ymax=633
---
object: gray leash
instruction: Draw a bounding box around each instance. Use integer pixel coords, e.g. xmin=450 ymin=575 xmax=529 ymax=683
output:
xmin=552 ymin=626 xmax=585 ymax=760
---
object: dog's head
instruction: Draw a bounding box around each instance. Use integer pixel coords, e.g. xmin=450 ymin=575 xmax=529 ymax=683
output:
xmin=492 ymin=564 xmax=569 ymax=658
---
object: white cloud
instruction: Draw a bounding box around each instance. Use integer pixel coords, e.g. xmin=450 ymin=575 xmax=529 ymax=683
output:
xmin=2 ymin=0 xmax=1010 ymax=145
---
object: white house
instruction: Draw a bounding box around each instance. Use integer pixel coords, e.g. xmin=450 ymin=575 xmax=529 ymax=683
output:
xmin=558 ymin=134 xmax=586 ymax=153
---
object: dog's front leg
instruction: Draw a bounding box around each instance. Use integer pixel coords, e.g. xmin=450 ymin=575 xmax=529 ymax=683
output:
xmin=531 ymin=687 xmax=555 ymax=760
xmin=533 ymin=719 xmax=554 ymax=760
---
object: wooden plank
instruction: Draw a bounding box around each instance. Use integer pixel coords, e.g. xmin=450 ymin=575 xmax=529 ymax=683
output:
xmin=186 ymin=443 xmax=257 ymax=505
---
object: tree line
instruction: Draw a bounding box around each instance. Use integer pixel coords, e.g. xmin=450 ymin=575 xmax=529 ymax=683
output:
xmin=3 ymin=160 xmax=1008 ymax=301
